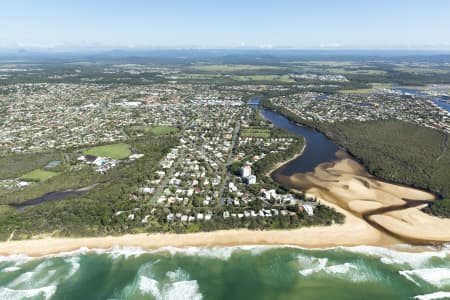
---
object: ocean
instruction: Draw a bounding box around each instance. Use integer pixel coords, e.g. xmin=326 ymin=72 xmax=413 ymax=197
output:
xmin=1 ymin=245 xmax=450 ymax=300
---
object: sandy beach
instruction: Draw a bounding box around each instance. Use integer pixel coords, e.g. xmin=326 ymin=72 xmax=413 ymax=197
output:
xmin=0 ymin=151 xmax=448 ymax=257
xmin=369 ymin=206 xmax=450 ymax=243
xmin=0 ymin=145 xmax=394 ymax=257
xmin=0 ymin=195 xmax=392 ymax=257
xmin=279 ymin=156 xmax=450 ymax=243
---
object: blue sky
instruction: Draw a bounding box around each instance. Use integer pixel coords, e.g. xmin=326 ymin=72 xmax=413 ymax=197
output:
xmin=1 ymin=0 xmax=450 ymax=49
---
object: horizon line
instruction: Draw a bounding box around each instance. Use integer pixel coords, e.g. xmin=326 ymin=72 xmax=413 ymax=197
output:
xmin=1 ymin=47 xmax=450 ymax=53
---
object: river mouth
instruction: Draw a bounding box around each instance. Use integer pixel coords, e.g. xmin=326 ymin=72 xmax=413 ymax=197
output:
xmin=250 ymin=98 xmax=450 ymax=244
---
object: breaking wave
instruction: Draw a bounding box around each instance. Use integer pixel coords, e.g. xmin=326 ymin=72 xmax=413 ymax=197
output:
xmin=139 ymin=276 xmax=202 ymax=300
xmin=399 ymin=267 xmax=450 ymax=288
xmin=414 ymin=291 xmax=450 ymax=300
xmin=344 ymin=245 xmax=450 ymax=268
xmin=0 ymin=285 xmax=57 ymax=300
xmin=296 ymin=254 xmax=382 ymax=283
xmin=117 ymin=260 xmax=203 ymax=300
xmin=0 ymin=244 xmax=449 ymax=299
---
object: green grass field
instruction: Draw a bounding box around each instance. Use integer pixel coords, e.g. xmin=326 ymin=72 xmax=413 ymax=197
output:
xmin=144 ymin=126 xmax=180 ymax=135
xmin=241 ymin=128 xmax=271 ymax=138
xmin=21 ymin=169 xmax=59 ymax=182
xmin=0 ymin=152 xmax=62 ymax=180
xmin=83 ymin=143 xmax=131 ymax=160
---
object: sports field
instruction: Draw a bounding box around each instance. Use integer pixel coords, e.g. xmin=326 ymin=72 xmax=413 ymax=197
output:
xmin=21 ymin=169 xmax=59 ymax=181
xmin=83 ymin=143 xmax=131 ymax=160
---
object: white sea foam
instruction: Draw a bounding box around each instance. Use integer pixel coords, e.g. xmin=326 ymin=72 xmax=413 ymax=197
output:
xmin=0 ymin=254 xmax=31 ymax=265
xmin=93 ymin=246 xmax=148 ymax=259
xmin=116 ymin=261 xmax=159 ymax=298
xmin=139 ymin=278 xmax=203 ymax=300
xmin=134 ymin=262 xmax=202 ymax=300
xmin=156 ymin=246 xmax=237 ymax=260
xmin=400 ymin=268 xmax=450 ymax=288
xmin=414 ymin=291 xmax=450 ymax=300
xmin=162 ymin=280 xmax=202 ymax=300
xmin=6 ymin=259 xmax=58 ymax=294
xmin=1 ymin=267 xmax=20 ymax=272
xmin=343 ymin=245 xmax=450 ymax=268
xmin=296 ymin=254 xmax=383 ymax=283
xmin=0 ymin=244 xmax=449 ymax=271
xmin=0 ymin=245 xmax=274 ymax=262
xmin=8 ymin=272 xmax=34 ymax=288
xmin=138 ymin=274 xmax=203 ymax=300
xmin=139 ymin=276 xmax=161 ymax=298
xmin=298 ymin=255 xmax=328 ymax=276
xmin=166 ymin=268 xmax=190 ymax=282
xmin=154 ymin=245 xmax=279 ymax=260
xmin=64 ymin=256 xmax=80 ymax=279
xmin=34 ymin=260 xmax=54 ymax=271
xmin=298 ymin=255 xmax=356 ymax=277
xmin=0 ymin=285 xmax=56 ymax=300
xmin=325 ymin=263 xmax=356 ymax=274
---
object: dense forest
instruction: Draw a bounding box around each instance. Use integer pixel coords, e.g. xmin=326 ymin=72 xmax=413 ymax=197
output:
xmin=321 ymin=120 xmax=450 ymax=217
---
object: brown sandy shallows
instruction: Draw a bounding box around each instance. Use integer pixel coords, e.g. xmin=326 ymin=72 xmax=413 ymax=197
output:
xmin=369 ymin=205 xmax=450 ymax=243
xmin=280 ymin=156 xmax=450 ymax=243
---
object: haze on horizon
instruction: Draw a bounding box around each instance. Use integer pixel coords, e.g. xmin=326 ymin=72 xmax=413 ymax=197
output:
xmin=1 ymin=0 xmax=450 ymax=51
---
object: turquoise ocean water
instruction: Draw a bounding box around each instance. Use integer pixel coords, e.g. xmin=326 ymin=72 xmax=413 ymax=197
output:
xmin=0 ymin=245 xmax=450 ymax=300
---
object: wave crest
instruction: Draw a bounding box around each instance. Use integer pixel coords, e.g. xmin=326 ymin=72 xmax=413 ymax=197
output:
xmin=414 ymin=292 xmax=450 ymax=300
xmin=400 ymin=268 xmax=450 ymax=288
xmin=0 ymin=285 xmax=56 ymax=300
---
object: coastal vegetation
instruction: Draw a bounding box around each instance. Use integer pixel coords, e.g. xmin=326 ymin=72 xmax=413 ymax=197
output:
xmin=320 ymin=120 xmax=450 ymax=217
xmin=0 ymin=168 xmax=101 ymax=205
xmin=145 ymin=126 xmax=180 ymax=135
xmin=126 ymin=125 xmax=180 ymax=136
xmin=240 ymin=128 xmax=271 ymax=138
xmin=1 ymin=55 xmax=449 ymax=244
xmin=0 ymin=134 xmax=179 ymax=239
xmin=261 ymin=98 xmax=450 ymax=217
xmin=0 ymin=151 xmax=63 ymax=179
xmin=0 ymin=124 xmax=346 ymax=240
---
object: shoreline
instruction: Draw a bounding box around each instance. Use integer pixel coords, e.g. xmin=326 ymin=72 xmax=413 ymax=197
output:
xmin=279 ymin=157 xmax=450 ymax=244
xmin=261 ymin=104 xmax=443 ymax=199
xmin=0 ymin=151 xmax=448 ymax=257
xmin=265 ymin=143 xmax=306 ymax=179
xmin=1 ymin=109 xmax=446 ymax=257
xmin=0 ymin=196 xmax=393 ymax=257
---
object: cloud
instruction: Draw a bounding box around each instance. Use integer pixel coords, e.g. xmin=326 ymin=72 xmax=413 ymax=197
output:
xmin=319 ymin=43 xmax=343 ymax=48
xmin=259 ymin=44 xmax=273 ymax=49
